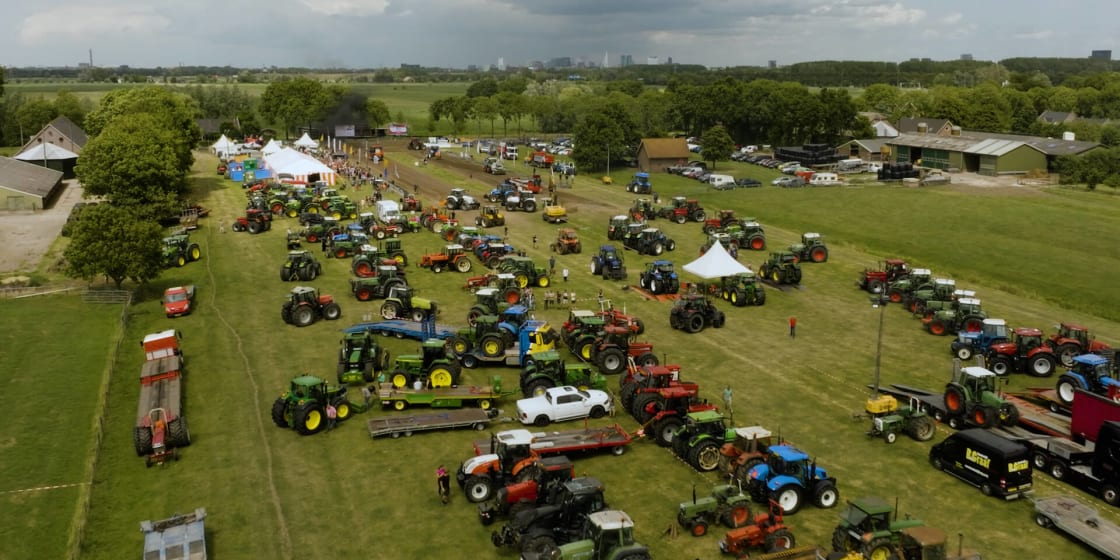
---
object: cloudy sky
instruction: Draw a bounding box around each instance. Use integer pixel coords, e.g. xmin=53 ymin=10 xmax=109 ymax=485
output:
xmin=2 ymin=0 xmax=1117 ymax=69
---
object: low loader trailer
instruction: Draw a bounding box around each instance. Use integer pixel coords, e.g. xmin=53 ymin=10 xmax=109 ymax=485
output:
xmin=368 ymin=408 xmax=495 ymax=439
xmin=472 ymin=424 xmax=632 ymax=459
xmin=378 ymin=377 xmax=513 ymax=411
xmin=1035 ymin=494 xmax=1120 ymax=559
xmin=345 ymin=318 xmax=459 ymax=341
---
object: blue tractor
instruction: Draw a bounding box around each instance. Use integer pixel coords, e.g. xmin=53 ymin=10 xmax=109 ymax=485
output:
xmin=950 ymin=318 xmax=1009 ymax=361
xmin=1056 ymin=354 xmax=1120 ymax=406
xmin=746 ymin=445 xmax=839 ymax=515
xmin=639 ymin=260 xmax=680 ymax=295
xmin=626 ymin=172 xmax=652 ymax=194
xmin=590 ymin=245 xmax=627 ymax=281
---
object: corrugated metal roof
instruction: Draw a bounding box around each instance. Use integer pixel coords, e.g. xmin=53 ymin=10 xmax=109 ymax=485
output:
xmin=966 ymin=138 xmax=1027 ymax=156
xmin=0 ymin=157 xmax=64 ymax=198
xmin=639 ymin=138 xmax=690 ymax=159
xmin=887 ymin=133 xmax=978 ymax=151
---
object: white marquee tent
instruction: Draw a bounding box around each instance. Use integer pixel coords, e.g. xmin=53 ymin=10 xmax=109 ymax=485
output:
xmin=262 ymin=148 xmax=336 ymax=185
xmin=293 ymin=133 xmax=319 ymax=149
xmin=682 ymin=240 xmax=752 ymax=279
xmin=210 ymin=134 xmax=238 ymax=157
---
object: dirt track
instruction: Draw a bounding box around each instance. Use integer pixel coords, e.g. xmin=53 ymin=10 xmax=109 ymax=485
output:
xmin=0 ymin=180 xmax=83 ymax=276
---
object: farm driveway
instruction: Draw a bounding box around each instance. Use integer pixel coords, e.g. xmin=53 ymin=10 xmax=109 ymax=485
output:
xmin=0 ymin=180 xmax=83 ymax=275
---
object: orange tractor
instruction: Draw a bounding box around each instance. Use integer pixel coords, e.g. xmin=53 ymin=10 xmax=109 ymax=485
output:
xmin=419 ymin=244 xmax=474 ymax=273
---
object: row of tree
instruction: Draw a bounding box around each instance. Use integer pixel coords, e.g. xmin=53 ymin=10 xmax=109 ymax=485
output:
xmin=63 ymin=87 xmax=202 ymax=288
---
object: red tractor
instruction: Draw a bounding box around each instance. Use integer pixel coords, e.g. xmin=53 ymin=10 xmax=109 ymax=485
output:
xmin=720 ymin=426 xmax=777 ymax=485
xmin=598 ymin=308 xmax=646 ymax=336
xmin=632 ymin=383 xmax=719 ymax=447
xmin=857 ymin=259 xmax=910 ymax=295
xmin=401 ymin=194 xmax=422 ymax=212
xmin=476 ymin=455 xmax=575 ymax=526
xmin=590 ymin=325 xmax=657 ymax=375
xmin=702 ymin=210 xmax=739 ymax=235
xmin=231 ymin=208 xmax=272 ymax=234
xmin=1048 ymin=322 xmax=1114 ymax=368
xmin=718 ymin=501 xmax=797 ymax=557
xmin=984 ymin=327 xmax=1058 ymax=377
xmin=658 ymin=196 xmax=707 ymax=224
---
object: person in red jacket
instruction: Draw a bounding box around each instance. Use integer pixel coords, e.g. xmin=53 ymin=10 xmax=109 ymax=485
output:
xmin=789 ymin=316 xmax=797 ymax=338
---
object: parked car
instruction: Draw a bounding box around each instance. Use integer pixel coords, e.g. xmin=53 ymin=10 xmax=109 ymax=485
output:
xmin=735 ymin=178 xmax=762 ymax=188
xmin=516 ymin=386 xmax=613 ymax=426
xmin=772 ymin=176 xmax=806 ymax=188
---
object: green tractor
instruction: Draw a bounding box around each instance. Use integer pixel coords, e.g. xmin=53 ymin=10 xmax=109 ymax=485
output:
xmin=280 ymin=250 xmax=322 ymax=282
xmin=922 ymin=297 xmax=987 ymax=336
xmin=467 ymin=287 xmax=514 ymax=326
xmin=337 ymin=331 xmax=389 ymax=384
xmin=758 ymin=252 xmax=802 ymax=285
xmin=531 ymin=510 xmax=651 ymax=560
xmin=885 ymin=267 xmax=933 ymax=305
xmin=280 ymin=286 xmax=342 ymax=327
xmin=352 ymin=240 xmax=408 ymax=275
xmin=717 ymin=273 xmax=766 ymax=307
xmin=447 ymin=315 xmax=506 ymax=357
xmin=677 ymin=483 xmax=754 ymax=536
xmin=270 ymin=375 xmax=356 ymax=435
xmin=907 ymin=278 xmax=956 ymax=315
xmin=942 ymin=364 xmax=1020 ymax=429
xmin=386 ymin=339 xmax=461 ymax=390
xmin=831 ymin=497 xmax=925 ymax=560
xmin=864 ymin=394 xmax=936 ymax=443
xmin=520 ymin=349 xmax=607 ymax=398
xmin=787 ymin=232 xmax=829 ymax=263
xmin=162 ymin=232 xmax=202 ymax=268
xmin=672 ymin=410 xmax=737 ymax=472
xmin=498 ymin=255 xmax=552 ymax=288
xmin=350 ymin=266 xmax=408 ymax=301
xmin=323 ymin=195 xmax=358 ymax=220
xmin=301 ymin=216 xmax=342 ymax=244
xmin=723 ymin=218 xmax=767 ymax=251
xmin=380 ymin=286 xmax=437 ymax=321
xmin=327 ymin=231 xmax=369 ymax=259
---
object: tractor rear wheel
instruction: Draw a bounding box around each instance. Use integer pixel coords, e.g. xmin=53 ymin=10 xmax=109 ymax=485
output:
xmin=652 ymin=242 xmax=664 ymax=256
xmin=525 ymin=379 xmax=553 ymax=398
xmin=636 ymin=352 xmax=658 ymax=367
xmin=972 ymin=405 xmax=995 ymax=428
xmin=1055 ymin=343 xmax=1079 ymax=368
xmin=730 ymin=290 xmax=745 ymax=307
xmin=722 ymin=504 xmax=751 ymax=529
xmin=591 ymin=257 xmax=602 ymax=275
xmin=515 ymin=274 xmax=529 ymax=288
xmin=631 ymin=393 xmax=662 ymax=423
xmin=654 ymin=417 xmax=683 ymax=447
xmin=270 ymin=398 xmax=290 ymax=428
xmin=754 ymin=288 xmax=767 ymax=306
xmin=633 ymin=318 xmax=646 ymax=335
xmin=689 ymin=440 xmax=722 ymax=472
xmin=832 ymin=526 xmax=857 ymax=553
xmin=1057 ymin=375 xmax=1081 ymax=406
xmin=479 ymin=334 xmax=505 ymax=358
xmin=810 ymin=246 xmax=828 ymax=263
xmin=521 ymin=531 xmax=557 ymax=555
xmin=867 ymin=279 xmax=885 ymax=294
xmin=888 ymin=289 xmax=904 ymax=303
xmin=574 ymin=336 xmax=596 ymax=361
xmin=356 ymin=287 xmax=373 ymax=301
xmin=188 ymin=244 xmax=201 ymax=261
xmin=134 ymin=427 xmax=153 ymax=456
xmin=750 ymin=236 xmax=765 ymax=251
xmin=248 ymin=221 xmax=261 ymax=234
xmin=598 ymin=348 xmax=626 ymax=375
xmin=674 ymin=214 xmax=687 ymax=225
xmin=410 ymin=309 xmax=426 ymax=322
xmin=380 ymin=301 xmax=401 ymax=320
xmin=428 ymin=365 xmax=455 ymax=388
xmin=906 ymin=416 xmax=936 ymax=441
xmin=766 ymin=529 xmax=796 ymax=553
xmin=294 ymin=306 xmax=315 ymax=327
xmin=999 ymin=403 xmax=1020 ymax=427
xmin=862 ymin=537 xmax=893 ymax=560
xmin=944 ymin=385 xmax=966 ymax=414
xmin=322 ymin=303 xmax=342 ymax=321
xmin=456 ymin=258 xmax=472 ymax=273
xmin=167 ymin=418 xmax=190 ymax=447
xmin=686 ymin=313 xmax=705 ymax=333
xmin=294 ymin=402 xmax=324 ymax=435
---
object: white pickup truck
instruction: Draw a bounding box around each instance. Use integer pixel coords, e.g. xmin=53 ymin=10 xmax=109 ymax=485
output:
xmin=516 ymin=386 xmax=613 ymax=427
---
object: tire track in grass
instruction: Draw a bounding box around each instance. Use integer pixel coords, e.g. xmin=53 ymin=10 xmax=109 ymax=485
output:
xmin=203 ymin=223 xmax=293 ymax=559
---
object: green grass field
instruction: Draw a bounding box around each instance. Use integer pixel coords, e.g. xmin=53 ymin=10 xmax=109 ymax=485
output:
xmin=7 ymin=148 xmax=1119 ymax=560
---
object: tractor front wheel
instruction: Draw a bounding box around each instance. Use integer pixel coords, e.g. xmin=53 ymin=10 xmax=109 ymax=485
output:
xmin=989 ymin=355 xmax=1013 ymax=376
xmin=270 ymin=398 xmax=289 ymax=428
xmin=1028 ymin=354 xmax=1057 ymax=377
xmin=689 ymin=440 xmax=722 ymax=472
xmin=774 ymin=485 xmax=803 ymax=515
xmin=863 ymin=538 xmax=893 ymax=560
xmin=380 ymin=301 xmax=401 ymax=320
xmin=294 ymin=402 xmax=324 ymax=435
xmin=322 ymin=303 xmax=342 ymax=321
xmin=465 ymin=476 xmax=494 ymax=503
xmin=653 ymin=417 xmax=683 ymax=447
xmin=766 ymin=529 xmax=796 ymax=553
xmin=814 ymin=481 xmax=839 ymax=508
xmin=598 ymin=348 xmax=626 ymax=375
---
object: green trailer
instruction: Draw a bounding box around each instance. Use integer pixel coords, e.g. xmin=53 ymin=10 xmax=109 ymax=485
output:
xmin=378 ymin=376 xmax=512 ymax=411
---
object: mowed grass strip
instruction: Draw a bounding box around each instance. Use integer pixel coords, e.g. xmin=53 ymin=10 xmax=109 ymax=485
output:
xmin=0 ymin=295 xmax=122 ymax=560
xmin=67 ymin=151 xmax=1115 ymax=560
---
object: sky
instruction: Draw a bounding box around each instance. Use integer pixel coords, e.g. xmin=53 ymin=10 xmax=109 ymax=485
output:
xmin=2 ymin=0 xmax=1118 ymax=70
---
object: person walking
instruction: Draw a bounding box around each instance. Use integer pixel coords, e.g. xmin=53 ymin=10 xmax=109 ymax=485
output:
xmin=532 ymin=235 xmax=538 ymax=249
xmin=325 ymin=403 xmax=338 ymax=432
xmin=549 ymin=255 xmax=556 ymax=275
xmin=562 ymin=268 xmax=569 ymax=282
xmin=723 ymin=386 xmax=733 ymax=414
xmin=437 ymin=465 xmax=451 ymax=505
xmin=789 ymin=316 xmax=797 ymax=338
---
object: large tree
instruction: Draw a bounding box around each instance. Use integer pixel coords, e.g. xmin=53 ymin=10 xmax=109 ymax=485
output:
xmin=259 ymin=77 xmax=329 ymax=138
xmin=76 ymin=113 xmax=186 ymax=210
xmin=573 ymin=111 xmax=625 ymax=172
xmin=700 ymin=124 xmax=735 ymax=168
xmin=64 ymin=204 xmax=164 ymax=289
xmin=365 ymin=98 xmax=390 ymax=129
xmin=83 ymin=86 xmax=200 ymax=173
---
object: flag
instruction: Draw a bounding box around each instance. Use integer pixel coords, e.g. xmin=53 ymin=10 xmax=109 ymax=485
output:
xmin=383 ymin=167 xmax=389 ymax=180
xmin=394 ymin=165 xmax=400 ymax=179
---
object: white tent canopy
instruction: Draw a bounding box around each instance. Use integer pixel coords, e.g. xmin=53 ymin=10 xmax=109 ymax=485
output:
xmin=211 ymin=134 xmax=235 ymax=152
xmin=262 ymin=147 xmax=336 ymax=185
xmin=293 ymin=133 xmax=319 ymax=149
xmin=682 ymin=240 xmax=752 ymax=279
xmin=261 ymin=139 xmax=282 ymax=155
xmin=15 ymin=143 xmax=79 ymax=161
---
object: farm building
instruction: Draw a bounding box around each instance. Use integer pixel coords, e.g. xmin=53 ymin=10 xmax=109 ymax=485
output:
xmin=835 ymin=138 xmax=890 ymax=162
xmin=883 ymin=122 xmax=1101 ymax=176
xmin=0 ymin=157 xmax=65 ymax=210
xmin=13 ymin=142 xmax=79 ymax=178
xmin=636 ymin=138 xmax=690 ymax=173
xmin=19 ymin=115 xmax=88 ymax=156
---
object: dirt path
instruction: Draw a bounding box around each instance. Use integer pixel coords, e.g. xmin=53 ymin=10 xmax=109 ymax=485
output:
xmin=0 ymin=180 xmax=83 ymax=275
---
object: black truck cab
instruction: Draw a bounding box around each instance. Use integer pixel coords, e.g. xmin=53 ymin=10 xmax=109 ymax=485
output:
xmin=929 ymin=428 xmax=1032 ymax=499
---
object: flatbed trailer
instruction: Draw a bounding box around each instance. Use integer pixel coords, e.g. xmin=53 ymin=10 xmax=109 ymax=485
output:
xmin=877 ymin=383 xmax=1071 ymax=437
xmin=473 ymin=423 xmax=632 ymax=458
xmin=141 ymin=507 xmax=207 ymax=560
xmin=1034 ymin=495 xmax=1120 ymax=559
xmin=368 ymin=408 xmax=495 ymax=438
xmin=134 ymin=330 xmax=191 ymax=463
xmin=378 ymin=383 xmax=508 ymax=411
xmin=461 ymin=344 xmax=528 ymax=368
xmin=1007 ymin=387 xmax=1070 ymax=414
xmin=344 ymin=319 xmax=458 ymax=341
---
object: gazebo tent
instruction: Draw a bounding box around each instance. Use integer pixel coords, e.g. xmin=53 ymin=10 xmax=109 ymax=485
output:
xmin=261 ymin=139 xmax=283 ymax=155
xmin=262 ymin=148 xmax=336 ymax=185
xmin=293 ymin=133 xmax=319 ymax=149
xmin=682 ymin=240 xmax=752 ymax=279
xmin=14 ymin=143 xmax=79 ymax=177
xmin=211 ymin=135 xmax=238 ymax=158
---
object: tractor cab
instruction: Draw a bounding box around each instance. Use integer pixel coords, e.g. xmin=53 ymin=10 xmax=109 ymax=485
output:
xmin=287 ymin=250 xmax=315 ymax=266
xmin=358 ymin=212 xmax=376 ymax=227
xmin=799 ymin=232 xmax=822 ymax=246
xmin=445 ymin=244 xmax=466 ymax=257
xmin=956 ymin=297 xmax=983 ymax=316
xmin=488 ymin=429 xmax=537 ymax=473
xmin=681 ymin=409 xmax=729 ymax=440
xmin=385 ymin=285 xmax=415 ymax=309
xmin=670 ymin=196 xmax=689 ymax=209
xmin=631 ymin=364 xmax=682 ymax=389
xmin=717 ymin=209 xmax=737 ymax=227
xmin=584 ymin=510 xmax=640 ymax=555
xmin=702 ymin=233 xmax=733 ymax=254
xmin=599 ymin=245 xmax=621 ymax=260
xmin=607 ymin=215 xmax=631 ymax=239
xmin=957 ymin=366 xmax=998 ymax=395
xmin=650 ymin=260 xmax=675 ymax=275
xmin=1012 ymin=328 xmax=1044 ymax=353
xmin=288 ymin=374 xmax=329 ymax=402
xmin=883 ymin=259 xmax=910 ymax=281
xmin=630 ymin=198 xmax=656 ymax=219
xmin=499 ymin=305 xmax=531 ymax=332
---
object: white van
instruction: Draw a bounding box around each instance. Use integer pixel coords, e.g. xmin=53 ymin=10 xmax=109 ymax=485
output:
xmin=809 ymin=172 xmax=841 ymax=186
xmin=708 ymin=174 xmax=735 ymax=189
xmin=375 ymin=200 xmax=401 ymax=223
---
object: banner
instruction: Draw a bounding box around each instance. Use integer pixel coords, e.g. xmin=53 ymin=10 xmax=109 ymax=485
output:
xmin=389 ymin=123 xmax=408 ymax=136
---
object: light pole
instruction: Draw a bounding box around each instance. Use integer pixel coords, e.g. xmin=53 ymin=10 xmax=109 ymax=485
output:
xmin=870 ymin=294 xmax=888 ymax=397
xmin=606 ymin=143 xmax=611 ymax=178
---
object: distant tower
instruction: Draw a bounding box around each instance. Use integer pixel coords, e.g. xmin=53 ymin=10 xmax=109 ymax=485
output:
xmin=960 ymin=53 xmax=973 ymax=61
xmin=497 ymin=57 xmax=506 ymax=71
xmin=603 ymin=51 xmax=609 ymax=68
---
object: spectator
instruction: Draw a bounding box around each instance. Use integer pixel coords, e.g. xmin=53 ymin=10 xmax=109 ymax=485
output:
xmin=562 ymin=268 xmax=569 ymax=282
xmin=789 ymin=316 xmax=797 ymax=338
